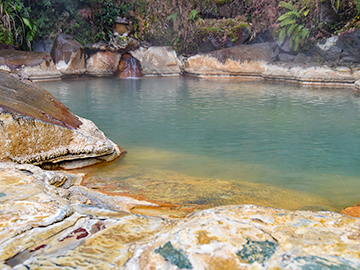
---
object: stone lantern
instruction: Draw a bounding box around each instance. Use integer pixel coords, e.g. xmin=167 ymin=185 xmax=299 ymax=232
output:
xmin=113 ymin=17 xmax=134 ymax=37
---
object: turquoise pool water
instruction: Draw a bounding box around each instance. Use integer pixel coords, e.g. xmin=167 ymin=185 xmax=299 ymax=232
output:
xmin=40 ymin=77 xmax=360 ymax=210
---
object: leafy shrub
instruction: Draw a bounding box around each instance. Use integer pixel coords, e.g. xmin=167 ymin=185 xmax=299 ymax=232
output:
xmin=0 ymin=0 xmax=36 ymax=50
xmin=277 ymin=1 xmax=310 ymax=51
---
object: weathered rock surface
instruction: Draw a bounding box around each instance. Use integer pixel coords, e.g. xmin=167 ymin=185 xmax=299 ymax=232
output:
xmin=0 ymin=50 xmax=61 ymax=81
xmin=341 ymin=202 xmax=360 ymax=217
xmin=50 ymin=34 xmax=86 ymax=76
xmin=131 ymin=46 xmax=181 ymax=76
xmin=0 ymin=162 xmax=74 ymax=262
xmin=184 ymin=43 xmax=271 ymax=78
xmin=85 ymin=51 xmax=121 ymax=77
xmin=0 ymin=163 xmax=165 ymax=269
xmin=127 ymin=205 xmax=360 ymax=270
xmin=1 ymin=164 xmax=360 ymax=269
xmin=314 ymin=29 xmax=360 ymax=65
xmin=0 ymin=70 xmax=123 ymax=168
xmin=356 ymin=79 xmax=360 ymax=90
xmin=263 ymin=64 xmax=357 ymax=85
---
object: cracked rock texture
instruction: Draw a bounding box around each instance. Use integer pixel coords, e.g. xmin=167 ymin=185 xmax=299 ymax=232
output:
xmin=1 ymin=164 xmax=360 ymax=269
xmin=126 ymin=205 xmax=360 ymax=270
xmin=0 ymin=70 xmax=124 ymax=169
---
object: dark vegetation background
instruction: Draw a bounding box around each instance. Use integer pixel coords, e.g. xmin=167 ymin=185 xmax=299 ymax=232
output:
xmin=1 ymin=0 xmax=359 ymax=54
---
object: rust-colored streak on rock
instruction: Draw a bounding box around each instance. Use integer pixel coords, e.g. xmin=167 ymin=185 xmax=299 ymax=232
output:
xmin=0 ymin=50 xmax=52 ymax=70
xmin=0 ymin=70 xmax=82 ymax=129
xmin=340 ymin=203 xmax=360 ymax=217
xmin=116 ymin=53 xmax=142 ymax=78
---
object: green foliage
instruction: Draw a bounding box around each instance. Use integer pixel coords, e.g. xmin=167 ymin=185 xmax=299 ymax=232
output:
xmin=277 ymin=1 xmax=310 ymax=51
xmin=167 ymin=12 xmax=178 ymax=23
xmin=0 ymin=0 xmax=35 ymax=49
xmin=189 ymin=10 xmax=198 ymax=21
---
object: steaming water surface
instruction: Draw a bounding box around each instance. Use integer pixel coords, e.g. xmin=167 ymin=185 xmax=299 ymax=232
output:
xmin=40 ymin=77 xmax=360 ymax=211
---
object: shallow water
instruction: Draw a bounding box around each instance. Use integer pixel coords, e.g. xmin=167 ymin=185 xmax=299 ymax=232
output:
xmin=40 ymin=77 xmax=360 ymax=211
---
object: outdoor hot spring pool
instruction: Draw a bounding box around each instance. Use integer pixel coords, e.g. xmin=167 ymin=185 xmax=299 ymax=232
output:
xmin=40 ymin=77 xmax=360 ymax=212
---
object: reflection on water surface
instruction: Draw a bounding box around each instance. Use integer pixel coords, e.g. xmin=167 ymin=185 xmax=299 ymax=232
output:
xmin=40 ymin=77 xmax=360 ymax=211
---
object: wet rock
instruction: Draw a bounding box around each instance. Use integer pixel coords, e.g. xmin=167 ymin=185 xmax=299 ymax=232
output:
xmin=130 ymin=46 xmax=181 ymax=76
xmin=0 ymin=70 xmax=124 ymax=168
xmin=185 ymin=43 xmax=271 ymax=78
xmin=85 ymin=51 xmax=121 ymax=77
xmin=341 ymin=202 xmax=360 ymax=217
xmin=50 ymin=34 xmax=85 ymax=76
xmin=80 ymin=163 xmax=331 ymax=212
xmin=116 ymin=53 xmax=142 ymax=78
xmin=126 ymin=205 xmax=360 ymax=269
xmin=0 ymin=50 xmax=60 ymax=81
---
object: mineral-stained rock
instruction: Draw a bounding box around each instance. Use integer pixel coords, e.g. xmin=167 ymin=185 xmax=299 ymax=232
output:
xmin=341 ymin=202 xmax=360 ymax=217
xmin=263 ymin=64 xmax=356 ymax=85
xmin=16 ymin=214 xmax=172 ymax=269
xmin=131 ymin=46 xmax=181 ymax=76
xmin=0 ymin=162 xmax=74 ymax=256
xmin=86 ymin=51 xmax=121 ymax=77
xmin=126 ymin=205 xmax=360 ymax=270
xmin=116 ymin=53 xmax=142 ymax=78
xmin=0 ymin=70 xmax=124 ymax=168
xmin=50 ymin=33 xmax=86 ymax=76
xmin=184 ymin=43 xmax=272 ymax=78
xmin=0 ymin=50 xmax=61 ymax=81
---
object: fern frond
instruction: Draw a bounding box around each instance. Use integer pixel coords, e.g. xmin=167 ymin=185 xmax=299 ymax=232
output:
xmin=279 ymin=27 xmax=288 ymax=43
xmin=300 ymin=27 xmax=309 ymax=39
xmin=294 ymin=33 xmax=301 ymax=51
xmin=287 ymin=23 xmax=297 ymax=35
xmin=280 ymin=18 xmax=296 ymax=27
xmin=279 ymin=1 xmax=296 ymax=11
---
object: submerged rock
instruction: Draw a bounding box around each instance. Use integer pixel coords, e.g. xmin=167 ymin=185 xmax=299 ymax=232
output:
xmin=0 ymin=50 xmax=61 ymax=81
xmin=0 ymin=70 xmax=124 ymax=169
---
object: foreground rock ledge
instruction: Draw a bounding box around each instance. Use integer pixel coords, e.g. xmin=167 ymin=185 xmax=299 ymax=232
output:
xmin=0 ymin=70 xmax=124 ymax=169
xmin=1 ymin=164 xmax=359 ymax=269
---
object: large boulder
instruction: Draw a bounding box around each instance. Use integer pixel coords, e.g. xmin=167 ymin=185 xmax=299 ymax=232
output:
xmin=184 ymin=43 xmax=272 ymax=78
xmin=314 ymin=29 xmax=360 ymax=64
xmin=85 ymin=51 xmax=121 ymax=77
xmin=50 ymin=34 xmax=86 ymax=76
xmin=0 ymin=50 xmax=60 ymax=81
xmin=0 ymin=70 xmax=124 ymax=169
xmin=131 ymin=46 xmax=181 ymax=76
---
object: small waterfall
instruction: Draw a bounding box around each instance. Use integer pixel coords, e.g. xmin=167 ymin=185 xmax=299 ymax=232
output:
xmin=117 ymin=53 xmax=142 ymax=78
